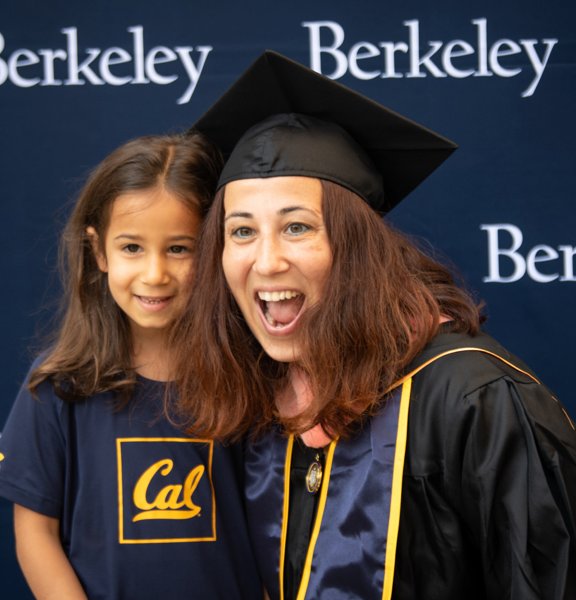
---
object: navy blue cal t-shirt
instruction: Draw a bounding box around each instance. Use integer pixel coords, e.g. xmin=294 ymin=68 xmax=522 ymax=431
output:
xmin=0 ymin=363 xmax=261 ymax=599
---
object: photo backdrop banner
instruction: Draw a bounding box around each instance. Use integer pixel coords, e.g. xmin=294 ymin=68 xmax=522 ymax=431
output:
xmin=1 ymin=1 xmax=574 ymax=595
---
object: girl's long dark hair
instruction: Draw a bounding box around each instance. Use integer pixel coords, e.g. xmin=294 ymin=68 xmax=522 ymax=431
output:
xmin=29 ymin=132 xmax=223 ymax=404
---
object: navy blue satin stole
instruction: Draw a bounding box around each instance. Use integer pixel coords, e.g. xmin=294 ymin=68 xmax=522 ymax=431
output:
xmin=245 ymin=382 xmax=411 ymax=600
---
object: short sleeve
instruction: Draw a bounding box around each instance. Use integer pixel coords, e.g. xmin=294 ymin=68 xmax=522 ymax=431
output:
xmin=0 ymin=372 xmax=66 ymax=518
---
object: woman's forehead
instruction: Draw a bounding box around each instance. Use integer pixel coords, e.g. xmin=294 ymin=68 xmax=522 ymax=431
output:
xmin=223 ymin=176 xmax=323 ymax=214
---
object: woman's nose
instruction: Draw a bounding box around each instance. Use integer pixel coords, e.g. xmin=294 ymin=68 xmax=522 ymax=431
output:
xmin=252 ymin=236 xmax=289 ymax=276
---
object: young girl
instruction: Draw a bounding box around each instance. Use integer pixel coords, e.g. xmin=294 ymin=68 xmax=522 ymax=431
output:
xmin=0 ymin=133 xmax=261 ymax=599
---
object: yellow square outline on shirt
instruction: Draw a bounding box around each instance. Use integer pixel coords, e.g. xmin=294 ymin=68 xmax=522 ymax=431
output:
xmin=116 ymin=437 xmax=216 ymax=544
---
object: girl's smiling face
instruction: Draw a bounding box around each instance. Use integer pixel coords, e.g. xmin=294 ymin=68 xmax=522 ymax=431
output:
xmin=222 ymin=176 xmax=333 ymax=363
xmin=90 ymin=187 xmax=201 ymax=346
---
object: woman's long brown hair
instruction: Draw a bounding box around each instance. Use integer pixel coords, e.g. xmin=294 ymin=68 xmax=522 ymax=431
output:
xmin=170 ymin=180 xmax=482 ymax=440
xmin=29 ymin=132 xmax=222 ymax=404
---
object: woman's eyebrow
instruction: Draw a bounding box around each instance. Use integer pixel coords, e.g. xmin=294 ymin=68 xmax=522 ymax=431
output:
xmin=224 ymin=211 xmax=253 ymax=222
xmin=224 ymin=205 xmax=318 ymax=221
xmin=279 ymin=205 xmax=316 ymax=216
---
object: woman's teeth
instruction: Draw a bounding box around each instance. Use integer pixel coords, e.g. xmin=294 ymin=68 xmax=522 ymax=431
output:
xmin=257 ymin=290 xmax=301 ymax=302
xmin=257 ymin=290 xmax=303 ymax=328
xmin=265 ymin=312 xmax=278 ymax=326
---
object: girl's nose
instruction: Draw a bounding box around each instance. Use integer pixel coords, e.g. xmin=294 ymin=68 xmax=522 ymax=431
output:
xmin=142 ymin=254 xmax=170 ymax=285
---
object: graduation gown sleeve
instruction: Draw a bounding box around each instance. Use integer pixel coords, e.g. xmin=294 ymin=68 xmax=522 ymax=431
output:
xmin=394 ymin=335 xmax=576 ymax=600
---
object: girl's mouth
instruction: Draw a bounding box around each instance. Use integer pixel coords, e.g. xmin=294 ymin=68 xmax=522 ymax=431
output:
xmin=135 ymin=295 xmax=173 ymax=312
xmin=137 ymin=296 xmax=171 ymax=304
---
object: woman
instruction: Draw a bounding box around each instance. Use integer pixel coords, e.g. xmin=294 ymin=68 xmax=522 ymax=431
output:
xmin=172 ymin=52 xmax=576 ymax=599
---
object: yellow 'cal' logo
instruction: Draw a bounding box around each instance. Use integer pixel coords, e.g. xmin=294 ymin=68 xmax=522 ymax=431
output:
xmin=132 ymin=459 xmax=204 ymax=522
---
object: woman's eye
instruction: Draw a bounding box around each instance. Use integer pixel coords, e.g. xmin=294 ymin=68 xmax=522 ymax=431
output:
xmin=232 ymin=226 xmax=254 ymax=239
xmin=286 ymin=223 xmax=310 ymax=235
xmin=123 ymin=243 xmax=141 ymax=254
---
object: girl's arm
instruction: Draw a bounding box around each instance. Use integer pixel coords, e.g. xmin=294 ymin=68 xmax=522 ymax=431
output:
xmin=14 ymin=504 xmax=87 ymax=600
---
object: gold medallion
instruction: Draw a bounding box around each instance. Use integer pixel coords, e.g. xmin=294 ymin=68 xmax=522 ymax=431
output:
xmin=305 ymin=454 xmax=323 ymax=494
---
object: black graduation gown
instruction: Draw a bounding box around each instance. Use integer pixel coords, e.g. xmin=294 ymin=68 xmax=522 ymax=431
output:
xmin=393 ymin=331 xmax=576 ymax=599
xmin=272 ymin=331 xmax=576 ymax=599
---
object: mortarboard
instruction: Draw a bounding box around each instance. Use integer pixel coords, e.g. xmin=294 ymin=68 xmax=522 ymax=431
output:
xmin=192 ymin=50 xmax=457 ymax=213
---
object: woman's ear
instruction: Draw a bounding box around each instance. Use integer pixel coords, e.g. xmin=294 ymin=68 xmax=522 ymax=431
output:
xmin=86 ymin=226 xmax=108 ymax=272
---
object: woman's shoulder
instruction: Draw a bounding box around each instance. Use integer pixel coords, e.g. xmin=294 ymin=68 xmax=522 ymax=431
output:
xmin=406 ymin=329 xmax=574 ymax=443
xmin=410 ymin=330 xmax=540 ymax=396
xmin=405 ymin=329 xmax=562 ymax=436
xmin=403 ymin=330 xmax=575 ymax=480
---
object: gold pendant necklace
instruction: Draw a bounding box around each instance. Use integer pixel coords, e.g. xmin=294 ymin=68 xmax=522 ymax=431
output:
xmin=305 ymin=453 xmax=323 ymax=494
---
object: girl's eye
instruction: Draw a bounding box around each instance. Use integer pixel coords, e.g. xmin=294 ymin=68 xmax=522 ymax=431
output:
xmin=169 ymin=245 xmax=192 ymax=255
xmin=286 ymin=223 xmax=310 ymax=235
xmin=123 ymin=243 xmax=141 ymax=254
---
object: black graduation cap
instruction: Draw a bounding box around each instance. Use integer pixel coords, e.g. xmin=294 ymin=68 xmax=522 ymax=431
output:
xmin=192 ymin=50 xmax=457 ymax=213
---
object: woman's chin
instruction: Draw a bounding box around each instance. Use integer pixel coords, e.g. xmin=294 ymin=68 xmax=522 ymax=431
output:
xmin=258 ymin=337 xmax=300 ymax=363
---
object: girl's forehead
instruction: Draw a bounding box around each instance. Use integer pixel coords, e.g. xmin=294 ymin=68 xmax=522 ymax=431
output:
xmin=111 ymin=187 xmax=167 ymax=216
xmin=105 ymin=188 xmax=201 ymax=234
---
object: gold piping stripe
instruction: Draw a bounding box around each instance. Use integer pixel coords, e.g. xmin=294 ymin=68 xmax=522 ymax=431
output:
xmin=382 ymin=377 xmax=412 ymax=600
xmin=560 ymin=407 xmax=576 ymax=431
xmin=552 ymin=396 xmax=576 ymax=431
xmin=296 ymin=439 xmax=338 ymax=600
xmin=389 ymin=347 xmax=541 ymax=392
xmin=279 ymin=435 xmax=294 ymax=600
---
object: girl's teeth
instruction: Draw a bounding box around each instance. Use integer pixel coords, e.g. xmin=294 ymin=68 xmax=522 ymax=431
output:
xmin=140 ymin=297 xmax=166 ymax=304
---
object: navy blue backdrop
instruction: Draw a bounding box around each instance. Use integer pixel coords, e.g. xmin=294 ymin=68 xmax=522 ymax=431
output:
xmin=1 ymin=1 xmax=574 ymax=596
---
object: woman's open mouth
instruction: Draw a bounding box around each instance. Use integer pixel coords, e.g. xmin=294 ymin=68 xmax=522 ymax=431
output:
xmin=257 ymin=290 xmax=304 ymax=330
